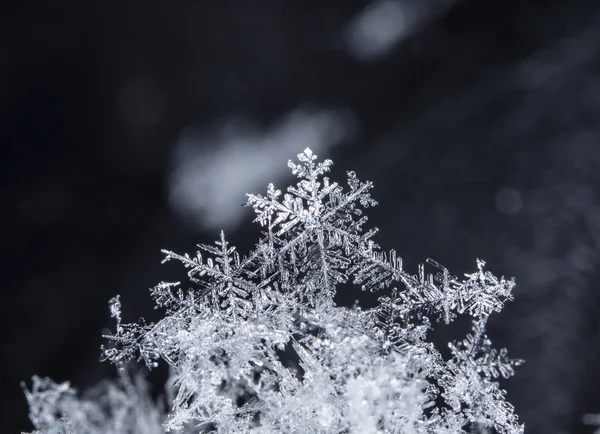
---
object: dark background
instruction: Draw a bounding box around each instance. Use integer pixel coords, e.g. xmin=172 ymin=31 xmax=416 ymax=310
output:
xmin=3 ymin=0 xmax=600 ymax=432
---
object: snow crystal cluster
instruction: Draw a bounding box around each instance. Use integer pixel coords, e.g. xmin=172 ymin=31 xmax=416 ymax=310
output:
xmin=24 ymin=148 xmax=523 ymax=433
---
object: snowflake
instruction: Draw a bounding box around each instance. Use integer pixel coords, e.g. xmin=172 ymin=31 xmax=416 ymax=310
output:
xmin=24 ymin=148 xmax=523 ymax=433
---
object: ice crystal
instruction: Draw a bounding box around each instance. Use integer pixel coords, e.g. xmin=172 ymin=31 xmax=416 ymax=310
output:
xmin=22 ymin=371 xmax=164 ymax=434
xmin=24 ymin=148 xmax=523 ymax=433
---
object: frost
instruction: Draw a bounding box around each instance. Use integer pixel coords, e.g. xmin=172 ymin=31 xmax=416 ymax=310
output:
xmin=24 ymin=148 xmax=523 ymax=433
xmin=22 ymin=372 xmax=165 ymax=434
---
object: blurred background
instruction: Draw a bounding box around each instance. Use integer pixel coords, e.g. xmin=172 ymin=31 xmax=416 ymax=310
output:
xmin=3 ymin=0 xmax=600 ymax=432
